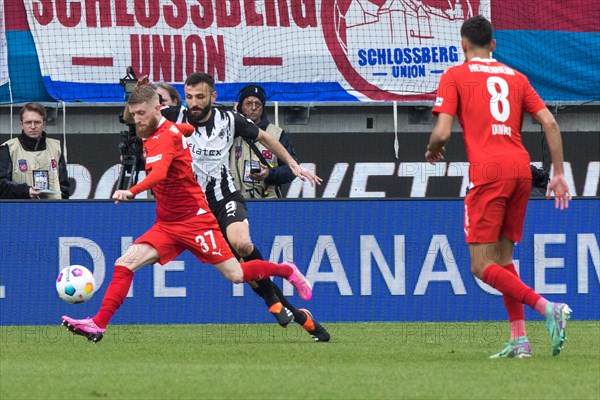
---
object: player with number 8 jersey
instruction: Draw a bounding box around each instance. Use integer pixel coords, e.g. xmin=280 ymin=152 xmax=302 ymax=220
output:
xmin=426 ymin=16 xmax=571 ymax=359
xmin=432 ymin=52 xmax=547 ymax=186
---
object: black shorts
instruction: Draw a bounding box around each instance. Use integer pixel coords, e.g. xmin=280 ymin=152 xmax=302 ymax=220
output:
xmin=210 ymin=192 xmax=249 ymax=232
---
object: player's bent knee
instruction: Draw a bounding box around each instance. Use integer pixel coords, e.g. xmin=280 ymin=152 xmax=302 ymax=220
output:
xmin=224 ymin=270 xmax=244 ymax=284
xmin=215 ymin=259 xmax=245 ymax=283
xmin=233 ymin=242 xmax=253 ymax=258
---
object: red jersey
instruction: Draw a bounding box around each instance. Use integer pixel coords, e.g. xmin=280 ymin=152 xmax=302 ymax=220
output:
xmin=432 ymin=58 xmax=547 ymax=185
xmin=129 ymin=119 xmax=210 ymax=222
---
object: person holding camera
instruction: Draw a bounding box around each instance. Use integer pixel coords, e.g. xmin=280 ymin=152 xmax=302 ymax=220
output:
xmin=0 ymin=102 xmax=69 ymax=199
xmin=230 ymin=85 xmax=298 ymax=199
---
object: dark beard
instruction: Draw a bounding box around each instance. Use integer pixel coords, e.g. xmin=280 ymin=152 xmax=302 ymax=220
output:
xmin=135 ymin=115 xmax=159 ymax=139
xmin=187 ymin=104 xmax=212 ymax=125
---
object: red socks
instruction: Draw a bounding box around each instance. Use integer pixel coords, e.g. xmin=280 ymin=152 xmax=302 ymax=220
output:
xmin=240 ymin=260 xmax=293 ymax=282
xmin=93 ymin=265 xmax=134 ymax=329
xmin=502 ymin=263 xmax=525 ymax=322
xmin=501 ymin=263 xmax=527 ymax=339
xmin=482 ymin=263 xmax=542 ymax=310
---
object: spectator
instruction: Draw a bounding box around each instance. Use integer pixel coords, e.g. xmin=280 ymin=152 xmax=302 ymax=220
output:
xmin=230 ymin=85 xmax=298 ymax=198
xmin=0 ymin=102 xmax=69 ymax=199
xmin=154 ymin=82 xmax=182 ymax=107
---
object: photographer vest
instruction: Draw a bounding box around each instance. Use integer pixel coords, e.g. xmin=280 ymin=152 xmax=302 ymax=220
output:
xmin=230 ymin=124 xmax=282 ymax=199
xmin=3 ymin=137 xmax=62 ymax=199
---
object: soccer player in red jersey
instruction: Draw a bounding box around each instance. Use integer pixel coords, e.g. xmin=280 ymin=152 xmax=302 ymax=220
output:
xmin=61 ymin=86 xmax=312 ymax=343
xmin=426 ymin=16 xmax=572 ymax=357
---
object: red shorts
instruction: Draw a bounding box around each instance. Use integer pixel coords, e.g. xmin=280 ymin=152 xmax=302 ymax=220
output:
xmin=135 ymin=212 xmax=234 ymax=265
xmin=464 ymin=179 xmax=531 ymax=244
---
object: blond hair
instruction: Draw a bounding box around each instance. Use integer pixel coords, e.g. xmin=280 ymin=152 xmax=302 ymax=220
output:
xmin=127 ymin=86 xmax=159 ymax=106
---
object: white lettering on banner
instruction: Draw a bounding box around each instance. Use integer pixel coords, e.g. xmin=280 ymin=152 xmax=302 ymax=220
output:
xmin=154 ymin=261 xmax=186 ymax=297
xmin=397 ymin=162 xmax=448 ymax=198
xmin=360 ymin=235 xmax=406 ymax=295
xmin=51 ymin=233 xmax=598 ymax=299
xmin=59 ymin=237 xmax=107 ymax=288
xmin=446 ymin=162 xmax=471 ymax=197
xmin=80 ymin=161 xmax=597 ymax=199
xmin=0 ymin=286 xmax=5 ymax=299
xmin=475 ymin=260 xmax=521 ymax=295
xmin=583 ymin=162 xmax=600 ymax=196
xmin=534 ymin=234 xmax=567 ymax=294
xmin=93 ymin=164 xmax=121 ymax=200
xmin=255 ymin=234 xmax=353 ymax=296
xmin=121 ymin=237 xmax=134 ymax=298
xmin=23 ymin=1 xmax=484 ymax=101
xmin=306 ymin=235 xmax=353 ymax=295
xmin=67 ymin=164 xmax=92 ymax=199
xmin=322 ymin=163 xmax=349 ymax=198
xmin=414 ymin=235 xmax=466 ymax=295
xmin=350 ymin=163 xmax=395 ymax=197
xmin=284 ymin=161 xmax=595 ymax=199
xmin=577 ymin=234 xmax=600 ymax=294
xmin=286 ymin=163 xmax=318 ymax=198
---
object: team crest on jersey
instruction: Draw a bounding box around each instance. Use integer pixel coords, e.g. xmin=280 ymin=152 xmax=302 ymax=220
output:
xmin=50 ymin=159 xmax=57 ymax=171
xmin=435 ymin=97 xmax=443 ymax=107
xmin=18 ymin=159 xmax=27 ymax=172
xmin=234 ymin=146 xmax=242 ymax=160
xmin=217 ymin=127 xmax=226 ymax=140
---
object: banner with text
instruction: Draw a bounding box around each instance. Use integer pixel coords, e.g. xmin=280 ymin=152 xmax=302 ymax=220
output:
xmin=1 ymin=200 xmax=598 ymax=326
xmin=21 ymin=0 xmax=485 ymax=101
xmin=1 ymin=130 xmax=597 ymax=199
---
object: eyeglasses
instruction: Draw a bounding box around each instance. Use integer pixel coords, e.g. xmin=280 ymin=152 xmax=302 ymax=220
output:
xmin=243 ymin=101 xmax=263 ymax=109
xmin=22 ymin=120 xmax=44 ymax=127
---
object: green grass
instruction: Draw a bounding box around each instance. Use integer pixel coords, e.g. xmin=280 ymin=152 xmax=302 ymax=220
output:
xmin=1 ymin=321 xmax=599 ymax=399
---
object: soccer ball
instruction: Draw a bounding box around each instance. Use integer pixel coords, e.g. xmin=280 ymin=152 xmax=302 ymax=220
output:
xmin=56 ymin=265 xmax=96 ymax=304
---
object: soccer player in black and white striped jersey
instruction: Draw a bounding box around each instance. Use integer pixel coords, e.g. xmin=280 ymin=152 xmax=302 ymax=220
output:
xmin=178 ymin=72 xmax=329 ymax=341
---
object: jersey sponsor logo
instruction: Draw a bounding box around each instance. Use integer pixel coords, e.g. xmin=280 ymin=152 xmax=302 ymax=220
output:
xmin=189 ymin=143 xmax=223 ymax=157
xmin=146 ymin=154 xmax=163 ymax=164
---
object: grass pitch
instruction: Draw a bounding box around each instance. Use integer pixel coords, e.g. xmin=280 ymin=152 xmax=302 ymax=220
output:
xmin=1 ymin=321 xmax=598 ymax=399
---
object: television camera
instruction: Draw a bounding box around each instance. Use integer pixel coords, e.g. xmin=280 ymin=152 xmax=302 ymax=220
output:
xmin=115 ymin=67 xmax=145 ymax=191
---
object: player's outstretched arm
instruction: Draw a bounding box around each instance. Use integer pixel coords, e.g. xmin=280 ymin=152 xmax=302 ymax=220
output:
xmin=256 ymin=129 xmax=322 ymax=186
xmin=426 ymin=113 xmax=453 ymax=164
xmin=534 ymin=108 xmax=570 ymax=210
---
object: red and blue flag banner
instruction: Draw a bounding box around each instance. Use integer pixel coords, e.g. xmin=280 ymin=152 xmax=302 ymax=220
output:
xmin=1 ymin=0 xmax=599 ymax=103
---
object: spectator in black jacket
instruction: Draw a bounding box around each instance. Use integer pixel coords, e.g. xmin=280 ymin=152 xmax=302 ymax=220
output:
xmin=0 ymin=103 xmax=69 ymax=199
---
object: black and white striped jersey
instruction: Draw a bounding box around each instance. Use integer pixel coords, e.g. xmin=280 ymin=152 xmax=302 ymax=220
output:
xmin=181 ymin=108 xmax=259 ymax=204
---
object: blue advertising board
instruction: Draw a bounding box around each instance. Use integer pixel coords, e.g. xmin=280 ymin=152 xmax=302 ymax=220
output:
xmin=0 ymin=199 xmax=598 ymax=326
